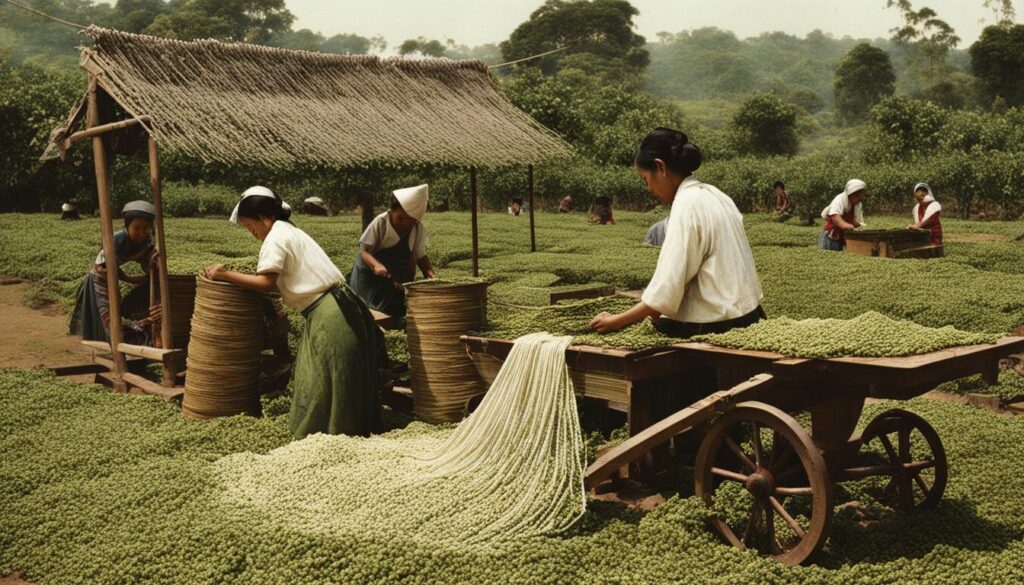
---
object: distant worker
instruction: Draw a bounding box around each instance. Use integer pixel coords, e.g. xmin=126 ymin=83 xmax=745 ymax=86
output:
xmin=558 ymin=195 xmax=574 ymax=213
xmin=818 ymin=179 xmax=868 ymax=251
xmin=773 ymin=180 xmax=793 ymax=221
xmin=590 ymin=196 xmax=615 ymax=225
xmin=349 ymin=184 xmax=436 ymax=319
xmin=204 ymin=186 xmax=382 ymax=439
xmin=644 ymin=216 xmax=668 ymax=246
xmin=907 ymin=182 xmax=942 ymax=247
xmin=508 ymin=198 xmax=523 ymax=216
xmin=302 ymin=196 xmax=329 ymax=216
xmin=60 ymin=198 xmax=80 ymax=220
xmin=69 ymin=200 xmax=160 ymax=345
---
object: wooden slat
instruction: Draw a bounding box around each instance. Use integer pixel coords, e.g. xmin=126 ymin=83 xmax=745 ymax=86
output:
xmin=117 ymin=343 xmax=184 ymax=362
xmin=51 ymin=363 xmax=108 ymax=376
xmin=96 ymin=372 xmax=183 ymax=402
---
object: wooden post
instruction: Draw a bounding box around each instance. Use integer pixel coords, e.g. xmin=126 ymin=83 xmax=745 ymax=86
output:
xmin=360 ymin=193 xmax=374 ymax=231
xmin=87 ymin=76 xmax=126 ymax=388
xmin=528 ymin=164 xmax=536 ymax=252
xmin=471 ymin=166 xmax=479 ymax=277
xmin=148 ymin=137 xmax=176 ymax=386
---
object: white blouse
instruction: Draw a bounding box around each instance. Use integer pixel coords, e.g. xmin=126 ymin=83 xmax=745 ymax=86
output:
xmin=257 ymin=221 xmax=344 ymax=312
xmin=641 ymin=177 xmax=764 ymax=323
xmin=359 ymin=212 xmax=428 ymax=260
xmin=821 ymin=192 xmax=865 ymax=225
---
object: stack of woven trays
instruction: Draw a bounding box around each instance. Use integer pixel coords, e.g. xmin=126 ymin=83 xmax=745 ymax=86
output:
xmin=182 ymin=275 xmax=264 ymax=419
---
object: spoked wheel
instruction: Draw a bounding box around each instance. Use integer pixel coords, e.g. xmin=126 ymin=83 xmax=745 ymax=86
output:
xmin=856 ymin=409 xmax=947 ymax=511
xmin=695 ymin=402 xmax=833 ymax=566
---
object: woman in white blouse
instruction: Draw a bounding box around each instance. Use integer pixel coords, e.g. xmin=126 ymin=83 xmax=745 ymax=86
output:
xmin=590 ymin=128 xmax=765 ymax=338
xmin=204 ymin=186 xmax=383 ymax=439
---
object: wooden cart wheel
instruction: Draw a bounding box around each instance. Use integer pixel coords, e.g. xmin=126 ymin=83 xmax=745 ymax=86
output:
xmin=695 ymin=401 xmax=833 ymax=566
xmin=858 ymin=409 xmax=947 ymax=511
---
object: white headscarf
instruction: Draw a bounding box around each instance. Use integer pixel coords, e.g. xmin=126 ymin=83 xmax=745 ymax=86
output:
xmin=230 ymin=185 xmax=290 ymax=224
xmin=912 ymin=182 xmax=940 ymax=223
xmin=393 ymin=184 xmax=428 ymax=221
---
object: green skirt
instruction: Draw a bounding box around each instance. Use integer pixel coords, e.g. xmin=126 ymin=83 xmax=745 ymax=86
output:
xmin=289 ymin=285 xmax=384 ymax=439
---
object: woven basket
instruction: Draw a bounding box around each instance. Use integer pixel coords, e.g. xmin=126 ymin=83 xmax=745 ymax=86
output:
xmin=182 ymin=275 xmax=264 ymax=419
xmin=406 ymin=281 xmax=488 ymax=423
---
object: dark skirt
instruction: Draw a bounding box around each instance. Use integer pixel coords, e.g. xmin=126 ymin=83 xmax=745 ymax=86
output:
xmin=69 ymin=271 xmax=152 ymax=344
xmin=348 ymin=253 xmax=409 ymax=319
xmin=656 ymin=305 xmax=767 ymax=339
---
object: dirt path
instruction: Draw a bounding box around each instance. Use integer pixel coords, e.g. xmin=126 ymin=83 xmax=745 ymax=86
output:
xmin=0 ymin=278 xmax=91 ymax=369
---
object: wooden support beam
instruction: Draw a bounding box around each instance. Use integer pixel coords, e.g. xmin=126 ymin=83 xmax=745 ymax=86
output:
xmin=148 ymin=137 xmax=175 ymax=387
xmin=65 ymin=116 xmax=151 ymax=147
xmin=470 ymin=166 xmax=479 ymax=277
xmin=87 ymin=76 xmax=126 ymax=390
xmin=116 ymin=343 xmax=184 ymax=363
xmin=51 ymin=363 xmax=108 ymax=377
xmin=528 ymin=164 xmax=536 ymax=252
xmin=97 ymin=372 xmax=183 ymax=402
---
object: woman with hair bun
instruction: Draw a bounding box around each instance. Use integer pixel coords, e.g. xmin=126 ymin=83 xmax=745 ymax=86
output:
xmin=589 ymin=128 xmax=765 ymax=338
xmin=204 ymin=186 xmax=383 ymax=439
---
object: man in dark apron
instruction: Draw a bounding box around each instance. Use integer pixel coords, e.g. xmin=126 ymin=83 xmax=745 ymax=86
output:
xmin=349 ymin=184 xmax=435 ymax=319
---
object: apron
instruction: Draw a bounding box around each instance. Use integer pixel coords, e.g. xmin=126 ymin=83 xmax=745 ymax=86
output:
xmin=348 ymin=228 xmax=415 ymax=319
xmin=918 ymin=202 xmax=943 ymax=246
xmin=289 ymin=285 xmax=384 ymax=439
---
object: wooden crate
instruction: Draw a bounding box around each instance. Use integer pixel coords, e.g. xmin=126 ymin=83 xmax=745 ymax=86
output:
xmin=845 ymin=229 xmax=934 ymax=258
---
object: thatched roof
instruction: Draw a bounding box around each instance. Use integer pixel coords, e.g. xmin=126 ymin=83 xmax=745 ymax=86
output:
xmin=44 ymin=27 xmax=570 ymax=167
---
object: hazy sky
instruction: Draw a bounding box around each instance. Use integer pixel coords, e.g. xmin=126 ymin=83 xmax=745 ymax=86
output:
xmin=288 ymin=0 xmax=1005 ymax=52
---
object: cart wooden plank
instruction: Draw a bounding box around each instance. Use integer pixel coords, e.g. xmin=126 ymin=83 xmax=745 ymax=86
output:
xmin=460 ymin=336 xmax=689 ymax=381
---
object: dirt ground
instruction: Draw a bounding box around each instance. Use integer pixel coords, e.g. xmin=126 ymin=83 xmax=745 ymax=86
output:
xmin=0 ymin=278 xmax=91 ymax=369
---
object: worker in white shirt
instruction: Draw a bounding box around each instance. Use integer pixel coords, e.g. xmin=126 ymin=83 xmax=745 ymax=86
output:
xmin=348 ymin=184 xmax=436 ymax=319
xmin=818 ymin=179 xmax=868 ymax=251
xmin=589 ymin=127 xmax=765 ymax=338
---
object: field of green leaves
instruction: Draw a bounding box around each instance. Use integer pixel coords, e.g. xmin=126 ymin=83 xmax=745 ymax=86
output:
xmin=3 ymin=210 xmax=1024 ymax=583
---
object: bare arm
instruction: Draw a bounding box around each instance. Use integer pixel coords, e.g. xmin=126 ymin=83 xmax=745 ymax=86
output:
xmin=204 ymin=264 xmax=279 ymax=294
xmin=589 ymin=301 xmax=660 ymax=333
xmin=360 ymin=249 xmax=390 ymax=278
xmin=417 ymin=256 xmax=436 ymax=279
xmin=830 ymin=213 xmax=857 ymax=231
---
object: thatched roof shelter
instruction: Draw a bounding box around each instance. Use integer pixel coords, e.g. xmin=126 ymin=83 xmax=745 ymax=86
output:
xmin=44 ymin=27 xmax=570 ymax=167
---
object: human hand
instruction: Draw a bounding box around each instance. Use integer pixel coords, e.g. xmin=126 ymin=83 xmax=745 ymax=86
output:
xmin=203 ymin=264 xmax=225 ymax=281
xmin=373 ymin=265 xmax=390 ymax=278
xmin=589 ymin=312 xmax=621 ymax=334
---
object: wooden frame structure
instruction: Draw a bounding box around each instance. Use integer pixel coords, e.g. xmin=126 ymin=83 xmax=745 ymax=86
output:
xmin=42 ymin=27 xmax=573 ymax=390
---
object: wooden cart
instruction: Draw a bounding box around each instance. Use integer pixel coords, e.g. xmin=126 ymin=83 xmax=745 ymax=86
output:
xmin=463 ymin=334 xmax=1024 ymax=565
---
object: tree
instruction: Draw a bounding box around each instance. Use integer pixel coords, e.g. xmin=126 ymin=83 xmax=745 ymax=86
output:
xmin=144 ymin=0 xmax=294 ymax=43
xmin=730 ymin=94 xmax=799 ymax=157
xmin=885 ymin=1 xmax=960 ymax=94
xmin=398 ymin=37 xmax=446 ymax=57
xmin=834 ymin=44 xmax=896 ymax=125
xmin=866 ymin=96 xmax=948 ymax=160
xmin=983 ymin=0 xmax=1017 ymax=28
xmin=322 ymin=33 xmax=384 ymax=55
xmin=970 ymin=24 xmax=1024 ymax=108
xmin=500 ymin=0 xmax=648 ymax=86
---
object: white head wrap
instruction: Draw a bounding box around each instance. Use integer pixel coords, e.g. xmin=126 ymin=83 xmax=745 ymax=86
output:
xmin=912 ymin=182 xmax=941 ymax=222
xmin=230 ymin=185 xmax=290 ymax=224
xmin=914 ymin=182 xmax=936 ymax=203
xmin=844 ymin=179 xmax=867 ymax=197
xmin=393 ymin=184 xmax=429 ymax=221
